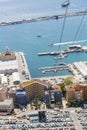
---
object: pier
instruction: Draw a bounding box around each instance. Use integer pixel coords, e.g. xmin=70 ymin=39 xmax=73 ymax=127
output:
xmin=38 ymin=46 xmax=87 ymax=56
xmin=39 ymin=64 xmax=68 ymax=74
xmin=0 ymin=10 xmax=87 ymax=27
xmin=16 ymin=52 xmax=31 ymax=81
xmin=39 ymin=65 xmax=68 ymax=70
xmin=39 ymin=61 xmax=87 ymax=82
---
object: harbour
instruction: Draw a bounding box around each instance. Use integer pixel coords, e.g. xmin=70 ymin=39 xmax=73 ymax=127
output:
xmin=39 ymin=61 xmax=87 ymax=82
xmin=0 ymin=0 xmax=87 ymax=78
xmin=0 ymin=1 xmax=87 ymax=130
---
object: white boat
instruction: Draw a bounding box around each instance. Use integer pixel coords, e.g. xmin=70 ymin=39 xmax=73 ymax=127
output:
xmin=53 ymin=69 xmax=57 ymax=73
xmin=42 ymin=70 xmax=46 ymax=74
xmin=68 ymin=45 xmax=82 ymax=50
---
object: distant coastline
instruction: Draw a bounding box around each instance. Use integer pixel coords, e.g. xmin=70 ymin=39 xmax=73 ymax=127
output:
xmin=0 ymin=10 xmax=87 ymax=27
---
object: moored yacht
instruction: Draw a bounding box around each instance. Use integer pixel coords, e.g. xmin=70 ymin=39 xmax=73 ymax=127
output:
xmin=67 ymin=45 xmax=82 ymax=50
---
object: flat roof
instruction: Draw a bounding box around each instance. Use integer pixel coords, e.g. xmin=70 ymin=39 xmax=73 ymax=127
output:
xmin=0 ymin=99 xmax=13 ymax=105
xmin=30 ymin=116 xmax=38 ymax=120
xmin=21 ymin=79 xmax=49 ymax=88
xmin=0 ymin=60 xmax=18 ymax=70
xmin=0 ymin=52 xmax=16 ymax=59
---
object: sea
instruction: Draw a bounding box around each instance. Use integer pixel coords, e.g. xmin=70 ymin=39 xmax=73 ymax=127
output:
xmin=0 ymin=0 xmax=87 ymax=78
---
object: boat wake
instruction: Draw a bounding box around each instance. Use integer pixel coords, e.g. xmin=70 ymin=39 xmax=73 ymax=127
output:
xmin=50 ymin=39 xmax=87 ymax=46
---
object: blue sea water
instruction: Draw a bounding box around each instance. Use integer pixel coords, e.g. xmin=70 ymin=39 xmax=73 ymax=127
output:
xmin=0 ymin=0 xmax=87 ymax=78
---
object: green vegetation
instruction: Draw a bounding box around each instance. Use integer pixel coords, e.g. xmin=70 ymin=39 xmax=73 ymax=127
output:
xmin=14 ymin=103 xmax=20 ymax=108
xmin=55 ymin=102 xmax=62 ymax=105
xmin=59 ymin=82 xmax=66 ymax=97
xmin=31 ymin=95 xmax=42 ymax=110
xmin=21 ymin=128 xmax=28 ymax=130
xmin=59 ymin=76 xmax=73 ymax=97
xmin=66 ymin=99 xmax=84 ymax=107
xmin=14 ymin=103 xmax=24 ymax=110
xmin=64 ymin=77 xmax=73 ymax=85
xmin=46 ymin=102 xmax=51 ymax=109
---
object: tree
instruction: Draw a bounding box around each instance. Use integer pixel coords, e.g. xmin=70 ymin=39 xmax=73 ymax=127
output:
xmin=64 ymin=77 xmax=73 ymax=85
xmin=32 ymin=95 xmax=41 ymax=109
xmin=21 ymin=128 xmax=28 ymax=130
xmin=58 ymin=82 xmax=66 ymax=97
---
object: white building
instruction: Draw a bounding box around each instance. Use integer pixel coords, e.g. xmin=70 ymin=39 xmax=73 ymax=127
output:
xmin=0 ymin=98 xmax=14 ymax=112
xmin=1 ymin=76 xmax=8 ymax=85
xmin=73 ymin=62 xmax=87 ymax=79
xmin=12 ymin=72 xmax=20 ymax=85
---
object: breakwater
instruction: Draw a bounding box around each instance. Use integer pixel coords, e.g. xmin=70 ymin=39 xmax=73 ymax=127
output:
xmin=0 ymin=10 xmax=87 ymax=27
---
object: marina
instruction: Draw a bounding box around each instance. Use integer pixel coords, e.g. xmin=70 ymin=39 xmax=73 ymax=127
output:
xmin=39 ymin=62 xmax=69 ymax=76
xmin=39 ymin=61 xmax=87 ymax=82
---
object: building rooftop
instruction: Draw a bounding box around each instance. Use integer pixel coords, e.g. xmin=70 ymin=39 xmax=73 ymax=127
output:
xmin=21 ymin=80 xmax=35 ymax=87
xmin=0 ymin=52 xmax=16 ymax=60
xmin=0 ymin=87 xmax=7 ymax=93
xmin=0 ymin=98 xmax=13 ymax=105
xmin=0 ymin=60 xmax=18 ymax=71
xmin=66 ymin=83 xmax=87 ymax=91
xmin=21 ymin=79 xmax=49 ymax=88
xmin=55 ymin=85 xmax=61 ymax=90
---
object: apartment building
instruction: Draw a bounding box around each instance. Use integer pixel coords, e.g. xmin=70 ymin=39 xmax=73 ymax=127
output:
xmin=21 ymin=79 xmax=48 ymax=101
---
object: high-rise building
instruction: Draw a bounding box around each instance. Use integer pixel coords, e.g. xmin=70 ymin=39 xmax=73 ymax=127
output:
xmin=15 ymin=91 xmax=26 ymax=105
xmin=20 ymin=79 xmax=48 ymax=101
xmin=54 ymin=90 xmax=62 ymax=103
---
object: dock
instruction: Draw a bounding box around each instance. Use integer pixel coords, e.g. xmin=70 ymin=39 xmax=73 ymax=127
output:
xmin=39 ymin=64 xmax=68 ymax=74
xmin=38 ymin=46 xmax=87 ymax=56
xmin=39 ymin=61 xmax=87 ymax=82
xmin=16 ymin=52 xmax=31 ymax=82
xmin=0 ymin=10 xmax=87 ymax=27
xmin=39 ymin=65 xmax=68 ymax=70
xmin=68 ymin=61 xmax=87 ymax=82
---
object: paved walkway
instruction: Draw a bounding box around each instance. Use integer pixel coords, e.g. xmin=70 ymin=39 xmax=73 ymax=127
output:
xmin=62 ymin=98 xmax=67 ymax=108
xmin=70 ymin=110 xmax=82 ymax=130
